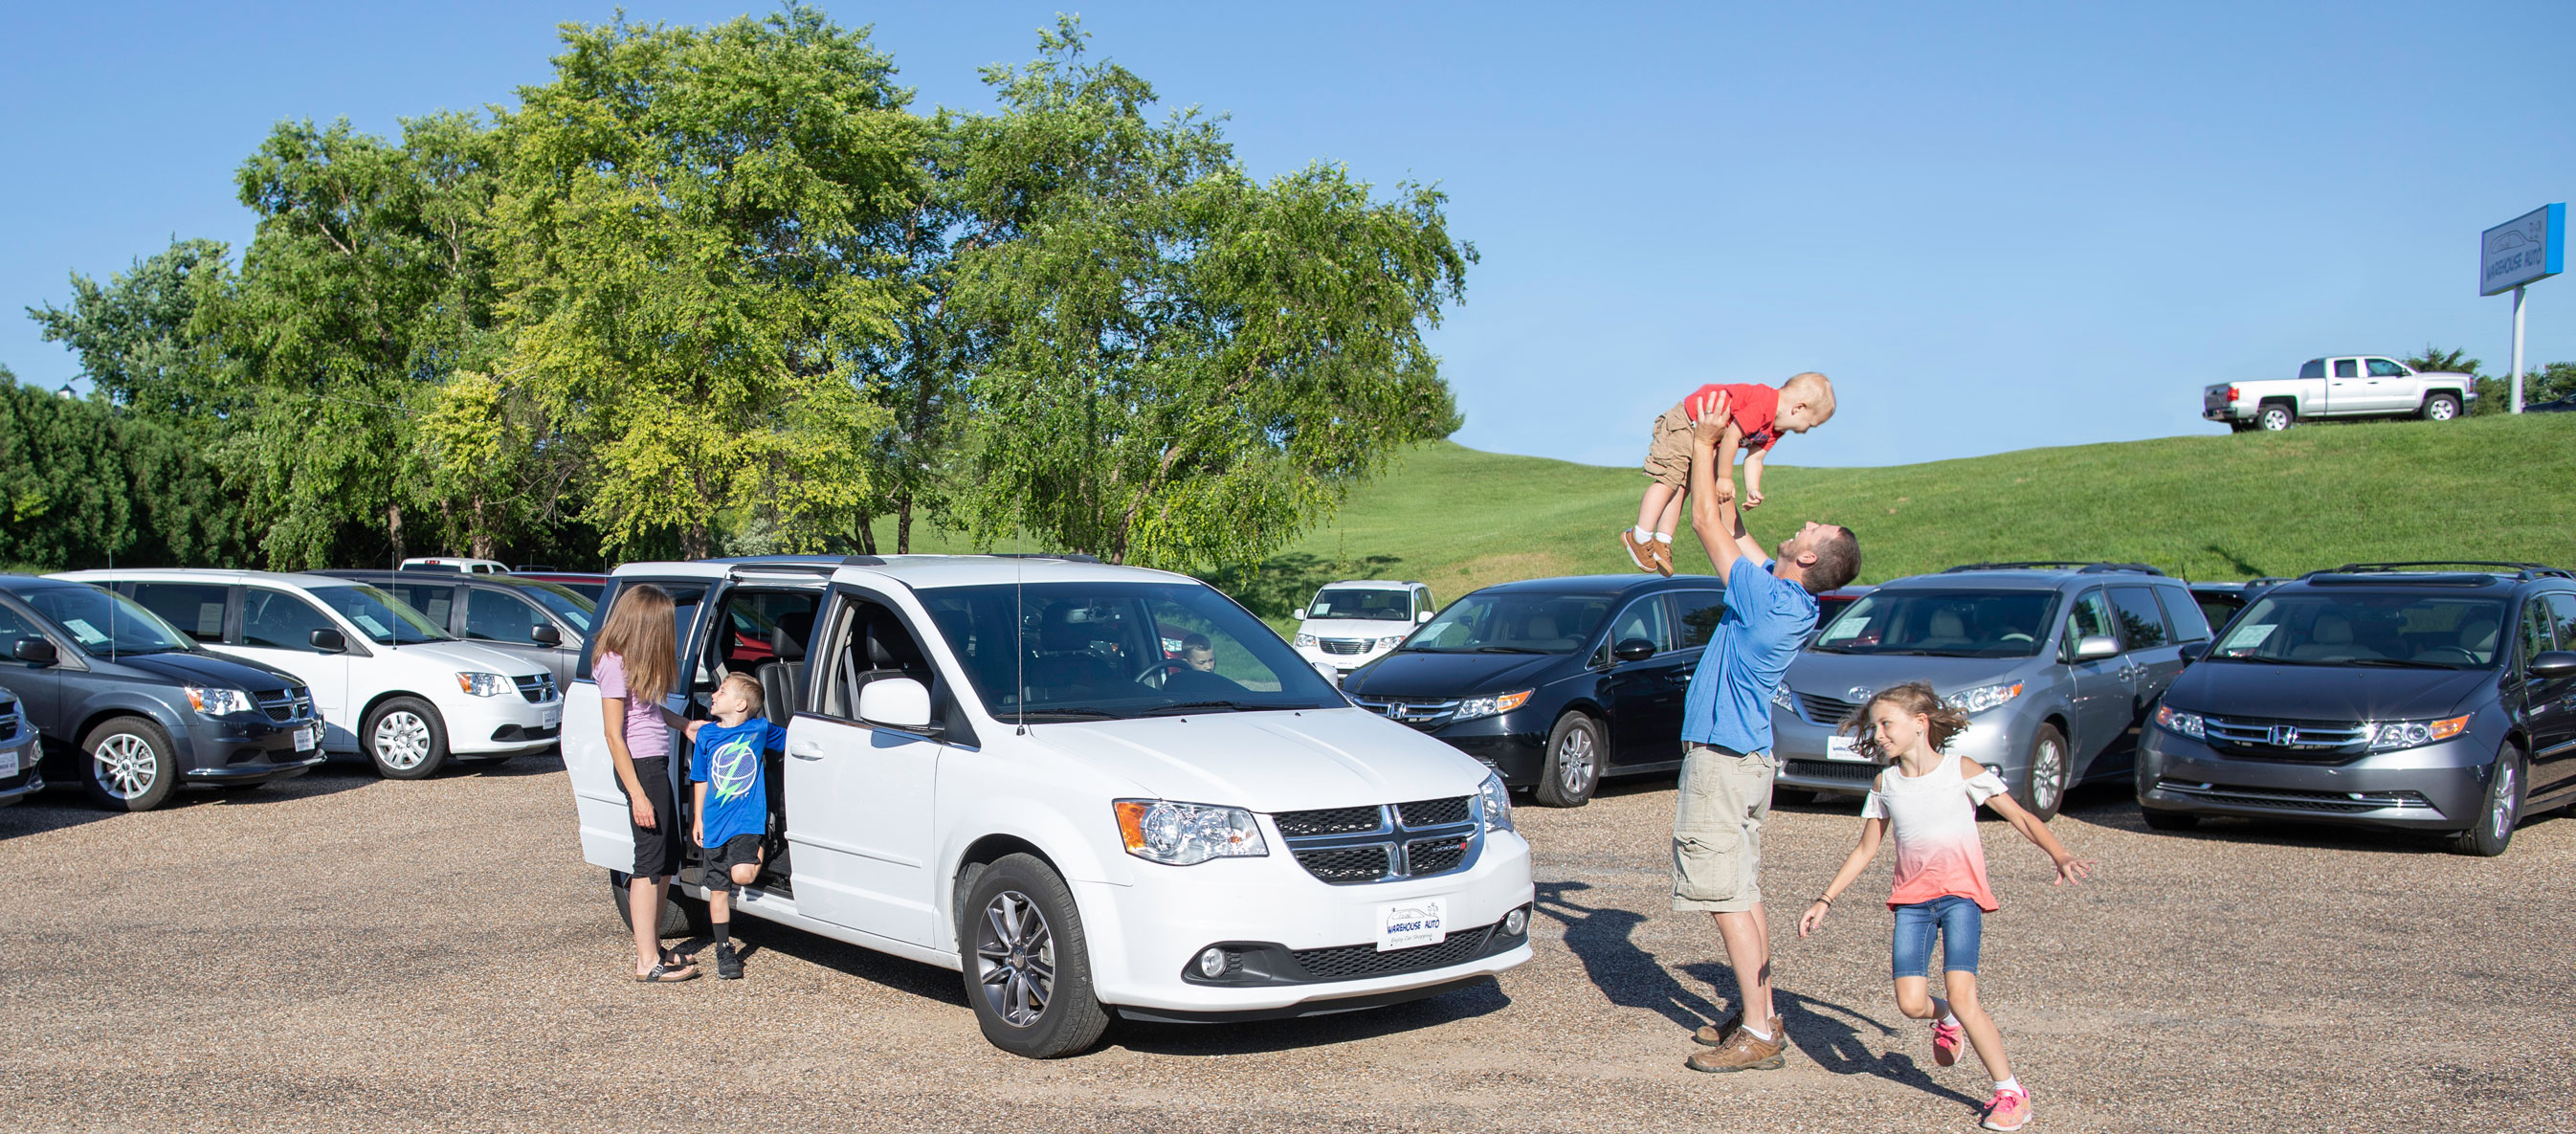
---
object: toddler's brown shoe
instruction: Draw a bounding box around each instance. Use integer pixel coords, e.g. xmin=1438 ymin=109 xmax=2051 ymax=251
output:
xmin=1685 ymin=1023 xmax=1787 ymax=1073
xmin=1620 ymin=529 xmax=1657 ymax=572
xmin=1650 ymin=539 xmax=1676 ymax=577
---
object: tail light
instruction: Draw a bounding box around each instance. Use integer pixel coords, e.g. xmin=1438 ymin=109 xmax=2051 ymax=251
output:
xmin=2225 ymin=385 xmax=2240 ymax=404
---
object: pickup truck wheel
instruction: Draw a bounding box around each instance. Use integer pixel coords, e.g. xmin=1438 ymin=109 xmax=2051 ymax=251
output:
xmin=2256 ymin=404 xmax=2296 ymax=432
xmin=364 ymin=697 xmax=449 ymax=779
xmin=82 ymin=716 xmax=178 ymax=812
xmin=2421 ymin=392 xmax=2461 ymax=422
xmin=961 ymin=854 xmax=1109 ymax=1058
xmin=1532 ymin=713 xmax=1603 ymax=808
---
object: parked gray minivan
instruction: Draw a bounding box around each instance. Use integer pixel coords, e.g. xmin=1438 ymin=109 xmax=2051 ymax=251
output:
xmin=1768 ymin=563 xmax=2211 ymax=818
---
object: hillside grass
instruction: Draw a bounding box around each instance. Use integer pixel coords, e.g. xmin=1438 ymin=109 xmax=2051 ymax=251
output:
xmin=878 ymin=412 xmax=2576 ymax=623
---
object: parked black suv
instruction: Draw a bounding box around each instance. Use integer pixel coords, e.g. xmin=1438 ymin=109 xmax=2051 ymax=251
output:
xmin=2138 ymin=563 xmax=2576 ymax=856
xmin=0 ymin=575 xmax=325 ymax=811
xmin=1335 ymin=574 xmax=1727 ymax=807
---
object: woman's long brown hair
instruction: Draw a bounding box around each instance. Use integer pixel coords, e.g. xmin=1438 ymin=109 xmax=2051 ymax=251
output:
xmin=592 ymin=584 xmax=677 ymax=708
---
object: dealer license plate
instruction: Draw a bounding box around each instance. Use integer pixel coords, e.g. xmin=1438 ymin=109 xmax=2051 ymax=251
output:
xmin=294 ymin=726 xmax=319 ymax=752
xmin=1825 ymin=735 xmax=1872 ymax=763
xmin=1376 ymin=896 xmax=1449 ymax=952
xmin=0 ymin=748 xmax=17 ymax=779
xmin=541 ymin=704 xmax=563 ymax=728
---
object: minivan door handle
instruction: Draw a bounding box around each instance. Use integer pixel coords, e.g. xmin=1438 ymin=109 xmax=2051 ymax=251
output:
xmin=788 ymin=741 xmax=825 ymax=760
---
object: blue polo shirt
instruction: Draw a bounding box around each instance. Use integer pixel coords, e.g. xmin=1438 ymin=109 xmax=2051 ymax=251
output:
xmin=1679 ymin=557 xmax=1819 ymax=754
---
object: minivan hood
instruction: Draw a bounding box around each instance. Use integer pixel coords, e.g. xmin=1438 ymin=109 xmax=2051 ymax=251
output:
xmin=1784 ymin=652 xmax=2037 ymax=700
xmin=96 ymin=649 xmax=300 ymax=692
xmin=2164 ymin=661 xmax=2493 ymax=722
xmin=1339 ymin=650 xmax=1568 ymax=699
xmin=1028 ymin=708 xmax=1492 ymax=812
xmin=1299 ymin=618 xmax=1413 ymax=636
xmin=392 ymin=639 xmax=549 ymax=677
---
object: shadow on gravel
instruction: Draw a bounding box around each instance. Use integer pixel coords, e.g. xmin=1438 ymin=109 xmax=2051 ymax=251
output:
xmin=1110 ymin=982 xmax=1510 ymax=1056
xmin=684 ymin=917 xmax=968 ymax=1008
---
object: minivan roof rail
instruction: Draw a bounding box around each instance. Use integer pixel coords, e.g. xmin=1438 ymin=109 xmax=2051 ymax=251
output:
xmin=988 ymin=552 xmax=1104 ymax=564
xmin=2318 ymin=561 xmax=2575 ymax=581
xmin=1942 ymin=562 xmax=2166 ymax=576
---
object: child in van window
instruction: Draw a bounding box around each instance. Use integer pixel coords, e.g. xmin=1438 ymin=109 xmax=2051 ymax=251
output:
xmin=1626 ymin=373 xmax=1836 ymax=576
xmin=685 ymin=673 xmax=788 ymax=980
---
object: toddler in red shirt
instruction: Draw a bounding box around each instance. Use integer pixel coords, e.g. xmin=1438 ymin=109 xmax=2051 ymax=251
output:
xmin=1624 ymin=371 xmax=1835 ymax=575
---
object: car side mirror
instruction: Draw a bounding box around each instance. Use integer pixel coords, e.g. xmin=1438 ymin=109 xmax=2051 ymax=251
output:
xmin=1612 ymin=636 xmax=1658 ymax=662
xmin=2531 ymin=650 xmax=2576 ymax=680
xmin=2176 ymin=641 xmax=2207 ymax=663
xmin=530 ymin=624 xmax=563 ymax=647
xmin=1417 ymin=611 xmax=1434 ymax=624
xmin=858 ymin=677 xmax=935 ymax=732
xmin=2073 ymin=634 xmax=2120 ymax=661
xmin=11 ymin=638 xmax=58 ymax=665
xmin=1312 ymin=660 xmax=1342 ymax=684
xmin=309 ymin=628 xmax=347 ymax=654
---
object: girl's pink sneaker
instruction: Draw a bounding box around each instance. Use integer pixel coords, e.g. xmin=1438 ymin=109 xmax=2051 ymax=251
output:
xmin=1931 ymin=1020 xmax=1965 ymax=1067
xmin=1980 ymin=1086 xmax=2032 ymax=1131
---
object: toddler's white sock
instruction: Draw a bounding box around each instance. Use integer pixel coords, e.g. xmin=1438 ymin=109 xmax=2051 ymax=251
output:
xmin=1652 ymin=532 xmax=1672 ymax=543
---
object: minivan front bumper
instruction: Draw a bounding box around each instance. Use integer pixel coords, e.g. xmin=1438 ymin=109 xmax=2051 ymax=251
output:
xmin=1771 ymin=701 xmax=2021 ymax=795
xmin=2136 ymin=726 xmax=2491 ymax=831
xmin=0 ymin=725 xmax=44 ymax=805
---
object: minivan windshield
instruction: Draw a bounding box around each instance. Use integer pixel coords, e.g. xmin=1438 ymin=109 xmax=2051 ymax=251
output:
xmin=1307 ymin=589 xmax=1411 ymax=621
xmin=1401 ymin=591 xmax=1612 ymax=655
xmin=1811 ymin=589 xmax=2059 ymax=658
xmin=919 ymin=581 xmax=1343 ymax=722
xmin=309 ymin=585 xmax=453 ymax=645
xmin=24 ymin=586 xmax=195 ymax=656
xmin=2210 ymin=591 xmax=2506 ymax=669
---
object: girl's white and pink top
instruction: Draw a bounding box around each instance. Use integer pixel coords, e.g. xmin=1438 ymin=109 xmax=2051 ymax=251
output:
xmin=1861 ymin=751 xmax=2008 ymax=911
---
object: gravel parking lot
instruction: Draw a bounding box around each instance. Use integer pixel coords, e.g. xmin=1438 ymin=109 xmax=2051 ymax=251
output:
xmin=6 ymin=756 xmax=2571 ymax=1133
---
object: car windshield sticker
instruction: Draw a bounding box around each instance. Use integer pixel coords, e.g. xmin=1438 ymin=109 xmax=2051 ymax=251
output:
xmin=2220 ymin=622 xmax=2275 ymax=653
xmin=62 ymin=617 xmax=108 ymax=644
xmin=353 ymin=614 xmax=389 ymax=637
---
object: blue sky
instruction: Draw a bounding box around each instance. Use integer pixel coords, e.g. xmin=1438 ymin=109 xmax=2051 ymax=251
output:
xmin=4 ymin=1 xmax=2569 ymax=468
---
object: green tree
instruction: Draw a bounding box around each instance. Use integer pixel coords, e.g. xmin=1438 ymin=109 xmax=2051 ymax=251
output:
xmin=2403 ymin=345 xmax=2478 ymax=377
xmin=945 ymin=20 xmax=1471 ymax=567
xmin=26 ymin=237 xmax=237 ymax=426
xmin=0 ymin=367 xmax=243 ymax=569
xmin=490 ymin=7 xmax=918 ymax=559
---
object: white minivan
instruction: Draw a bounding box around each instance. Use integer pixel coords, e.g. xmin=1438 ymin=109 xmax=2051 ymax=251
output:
xmin=565 ymin=555 xmax=1532 ymax=1057
xmin=64 ymin=569 xmax=563 ymax=778
xmin=1292 ymin=580 xmax=1437 ymax=678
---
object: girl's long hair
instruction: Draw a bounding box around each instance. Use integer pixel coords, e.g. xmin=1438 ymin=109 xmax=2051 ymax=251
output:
xmin=592 ymin=584 xmax=677 ymax=708
xmin=1836 ymin=680 xmax=1969 ymax=763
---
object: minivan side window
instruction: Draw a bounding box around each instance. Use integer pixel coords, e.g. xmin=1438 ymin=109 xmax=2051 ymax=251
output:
xmin=1670 ymin=591 xmax=1726 ymax=650
xmin=2547 ymin=594 xmax=2576 ymax=660
xmin=131 ymin=582 xmax=229 ymax=642
xmin=2107 ymin=586 xmax=2169 ymax=649
xmin=2519 ymin=600 xmax=2557 ymax=674
xmin=242 ymin=589 xmax=337 ymax=652
xmin=2155 ymin=586 xmax=2214 ymax=642
xmin=0 ymin=604 xmax=44 ymax=660
xmin=466 ymin=589 xmax=549 ymax=643
xmin=817 ymin=594 xmax=934 ymax=722
xmin=2063 ymin=589 xmax=2117 ymax=657
xmin=1604 ymin=595 xmax=1674 ymax=657
xmin=575 ymin=581 xmax=709 ymax=682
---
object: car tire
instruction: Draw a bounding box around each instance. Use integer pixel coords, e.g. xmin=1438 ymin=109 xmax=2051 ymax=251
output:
xmin=2014 ymin=723 xmax=2070 ymax=821
xmin=2256 ymin=403 xmax=2296 ymax=432
xmin=363 ymin=697 xmax=450 ymax=779
xmin=81 ymin=716 xmax=179 ymax=812
xmin=959 ymin=853 xmax=1110 ymax=1059
xmin=608 ymin=870 xmax=709 ymax=937
xmin=2421 ymin=392 xmax=2461 ymax=422
xmin=2141 ymin=809 xmax=2198 ymax=832
xmin=2451 ymin=745 xmax=2523 ymax=857
xmin=1533 ymin=713 xmax=1604 ymax=808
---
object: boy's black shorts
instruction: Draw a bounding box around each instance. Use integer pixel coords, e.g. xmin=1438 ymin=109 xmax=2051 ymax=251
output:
xmin=702 ymin=833 xmax=764 ymax=894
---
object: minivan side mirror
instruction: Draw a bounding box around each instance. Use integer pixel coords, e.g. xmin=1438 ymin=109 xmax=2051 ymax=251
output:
xmin=1417 ymin=610 xmax=1434 ymax=624
xmin=2530 ymin=650 xmax=2576 ymax=680
xmin=2176 ymin=641 xmax=2207 ymax=663
xmin=11 ymin=638 xmax=58 ymax=665
xmin=530 ymin=624 xmax=563 ymax=647
xmin=2072 ymin=634 xmax=2120 ymax=661
xmin=1612 ymin=637 xmax=1658 ymax=663
xmin=309 ymin=628 xmax=348 ymax=653
xmin=858 ymin=677 xmax=935 ymax=732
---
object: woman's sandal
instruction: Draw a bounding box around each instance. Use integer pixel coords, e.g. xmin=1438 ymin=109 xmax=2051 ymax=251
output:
xmin=659 ymin=945 xmax=695 ymax=967
xmin=635 ymin=962 xmax=699 ymax=983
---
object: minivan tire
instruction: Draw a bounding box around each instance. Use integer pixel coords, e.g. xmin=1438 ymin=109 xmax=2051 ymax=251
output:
xmin=82 ymin=716 xmax=179 ymax=812
xmin=1533 ymin=713 xmax=1604 ymax=808
xmin=2256 ymin=403 xmax=2296 ymax=432
xmin=960 ymin=854 xmax=1109 ymax=1058
xmin=2015 ymin=724 xmax=2070 ymax=821
xmin=2451 ymin=745 xmax=2523 ymax=857
xmin=2421 ymin=392 xmax=2461 ymax=422
xmin=364 ymin=697 xmax=450 ymax=779
xmin=609 ymin=870 xmax=710 ymax=938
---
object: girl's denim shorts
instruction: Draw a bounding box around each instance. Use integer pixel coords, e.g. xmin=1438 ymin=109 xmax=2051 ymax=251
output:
xmin=1891 ymin=894 xmax=1984 ymax=978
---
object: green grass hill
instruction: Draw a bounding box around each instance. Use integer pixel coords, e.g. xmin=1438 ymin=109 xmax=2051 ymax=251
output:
xmin=881 ymin=412 xmax=2576 ymax=621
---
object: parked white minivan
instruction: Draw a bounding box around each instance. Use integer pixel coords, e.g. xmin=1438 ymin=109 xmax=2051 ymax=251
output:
xmin=566 ymin=555 xmax=1532 ymax=1057
xmin=63 ymin=570 xmax=562 ymax=778
xmin=1292 ymin=580 xmax=1437 ymax=678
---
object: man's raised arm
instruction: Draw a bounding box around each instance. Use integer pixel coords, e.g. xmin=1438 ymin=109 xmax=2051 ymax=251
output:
xmin=1689 ymin=403 xmax=1770 ymax=577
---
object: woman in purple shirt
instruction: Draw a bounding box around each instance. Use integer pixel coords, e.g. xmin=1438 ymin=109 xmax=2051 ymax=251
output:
xmin=593 ymin=584 xmax=698 ymax=982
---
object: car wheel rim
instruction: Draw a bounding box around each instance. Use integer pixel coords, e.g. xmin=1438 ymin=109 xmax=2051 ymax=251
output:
xmin=92 ymin=734 xmax=157 ymax=799
xmin=974 ymin=890 xmax=1055 ymax=1028
xmin=2491 ymin=761 xmax=2517 ymax=836
xmin=2432 ymin=401 xmax=2456 ymax=420
xmin=373 ymin=711 xmax=433 ymax=770
xmin=2032 ymin=738 xmax=2064 ymax=812
xmin=1559 ymin=728 xmax=1596 ymax=794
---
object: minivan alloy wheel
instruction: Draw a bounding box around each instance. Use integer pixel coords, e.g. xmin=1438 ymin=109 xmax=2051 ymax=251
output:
xmin=372 ymin=711 xmax=433 ymax=770
xmin=1556 ymin=728 xmax=1597 ymax=797
xmin=975 ymin=890 xmax=1055 ymax=1028
xmin=2029 ymin=736 xmax=2064 ymax=813
xmin=93 ymin=734 xmax=158 ymax=799
xmin=2489 ymin=760 xmax=2518 ymax=839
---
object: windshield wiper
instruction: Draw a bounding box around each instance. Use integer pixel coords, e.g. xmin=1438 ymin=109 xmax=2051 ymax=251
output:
xmin=1011 ymin=708 xmax=1129 ymax=722
xmin=2340 ymin=657 xmax=2465 ymax=670
xmin=1474 ymin=646 xmax=1550 ymax=654
xmin=1137 ymin=700 xmax=1277 ymax=717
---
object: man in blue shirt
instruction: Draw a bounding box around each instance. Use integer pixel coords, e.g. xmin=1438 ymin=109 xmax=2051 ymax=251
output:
xmin=1671 ymin=396 xmax=1861 ymax=1075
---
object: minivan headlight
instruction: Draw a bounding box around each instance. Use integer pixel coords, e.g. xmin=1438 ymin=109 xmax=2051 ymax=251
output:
xmin=184 ymin=686 xmax=255 ymax=717
xmin=1375 ymin=634 xmax=1409 ymax=650
xmin=1771 ymin=685 xmax=1797 ymax=711
xmin=1455 ymin=689 xmax=1534 ymax=722
xmin=455 ymin=672 xmax=512 ymax=698
xmin=2154 ymin=703 xmax=2205 ymax=740
xmin=1948 ymin=682 xmax=2024 ymax=715
xmin=1113 ymin=800 xmax=1269 ymax=865
xmin=2367 ymin=715 xmax=2472 ymax=752
xmin=1294 ymin=633 xmax=1319 ymax=648
xmin=1477 ymin=771 xmax=1515 ymax=834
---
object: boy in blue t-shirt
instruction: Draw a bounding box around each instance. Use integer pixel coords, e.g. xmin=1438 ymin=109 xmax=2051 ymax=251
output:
xmin=686 ymin=673 xmax=788 ymax=980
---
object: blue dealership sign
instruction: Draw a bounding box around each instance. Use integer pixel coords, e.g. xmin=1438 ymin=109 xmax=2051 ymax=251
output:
xmin=2481 ymin=204 xmax=2564 ymax=296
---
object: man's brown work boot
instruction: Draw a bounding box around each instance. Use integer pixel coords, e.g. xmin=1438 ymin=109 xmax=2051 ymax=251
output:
xmin=1692 ymin=1012 xmax=1781 ymax=1049
xmin=1685 ymin=1021 xmax=1788 ymax=1073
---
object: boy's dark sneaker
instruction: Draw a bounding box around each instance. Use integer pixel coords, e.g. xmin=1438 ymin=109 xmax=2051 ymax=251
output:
xmin=715 ymin=943 xmax=744 ymax=980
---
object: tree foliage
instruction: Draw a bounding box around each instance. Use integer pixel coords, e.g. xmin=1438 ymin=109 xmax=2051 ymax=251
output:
xmin=0 ymin=367 xmax=244 ymax=569
xmin=26 ymin=238 xmax=236 ymax=426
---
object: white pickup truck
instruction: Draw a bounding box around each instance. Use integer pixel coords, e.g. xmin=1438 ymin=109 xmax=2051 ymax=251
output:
xmin=2205 ymin=356 xmax=2476 ymax=432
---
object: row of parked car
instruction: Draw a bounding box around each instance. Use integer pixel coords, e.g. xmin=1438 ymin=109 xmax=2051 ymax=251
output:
xmin=1326 ymin=559 xmax=2576 ymax=856
xmin=0 ymin=566 xmax=606 ymax=812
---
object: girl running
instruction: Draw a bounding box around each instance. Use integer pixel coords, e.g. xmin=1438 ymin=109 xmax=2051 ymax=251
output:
xmin=1797 ymin=682 xmax=2095 ymax=1131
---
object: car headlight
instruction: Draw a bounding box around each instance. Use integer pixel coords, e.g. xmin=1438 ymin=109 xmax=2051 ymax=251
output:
xmin=1477 ymin=771 xmax=1515 ymax=834
xmin=184 ymin=686 xmax=255 ymax=716
xmin=1948 ymin=681 xmax=2024 ymax=715
xmin=1113 ymin=800 xmax=1269 ymax=865
xmin=455 ymin=672 xmax=512 ymax=698
xmin=1294 ymin=633 xmax=1318 ymax=648
xmin=1376 ymin=634 xmax=1408 ymax=650
xmin=1453 ymin=689 xmax=1535 ymax=722
xmin=2153 ymin=702 xmax=2205 ymax=740
xmin=1771 ymin=685 xmax=1797 ymax=711
xmin=2367 ymin=714 xmax=2472 ymax=752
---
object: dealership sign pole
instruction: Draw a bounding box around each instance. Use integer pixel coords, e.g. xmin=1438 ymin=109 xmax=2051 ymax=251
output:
xmin=2481 ymin=204 xmax=2564 ymax=413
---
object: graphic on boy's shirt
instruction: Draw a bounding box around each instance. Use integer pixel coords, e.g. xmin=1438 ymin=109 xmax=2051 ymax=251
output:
xmin=706 ymin=735 xmax=760 ymax=804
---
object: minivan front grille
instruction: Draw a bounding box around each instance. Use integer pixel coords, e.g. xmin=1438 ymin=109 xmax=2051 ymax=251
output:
xmin=1292 ymin=845 xmax=1392 ymax=883
xmin=1785 ymin=759 xmax=1880 ymax=784
xmin=1346 ymin=696 xmax=1460 ymax=730
xmin=2201 ymin=714 xmax=2367 ymax=761
xmin=1795 ymin=692 xmax=1862 ymax=725
xmin=1275 ymin=806 xmax=1385 ymax=837
xmin=1292 ymin=922 xmax=1501 ymax=981
xmin=2157 ymin=780 xmax=2432 ymax=813
xmin=516 ymin=673 xmax=560 ymax=703
xmin=256 ymin=686 xmax=315 ymax=723
xmin=1395 ymin=796 xmax=1471 ymax=828
xmin=1318 ymin=637 xmax=1372 ymax=656
xmin=1274 ymin=796 xmax=1480 ymax=886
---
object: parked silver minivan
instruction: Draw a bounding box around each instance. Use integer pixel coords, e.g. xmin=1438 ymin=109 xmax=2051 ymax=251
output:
xmin=1768 ymin=563 xmax=2212 ymax=818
